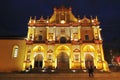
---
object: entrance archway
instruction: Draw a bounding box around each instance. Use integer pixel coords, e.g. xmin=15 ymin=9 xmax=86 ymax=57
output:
xmin=34 ymin=54 xmax=43 ymax=68
xmin=83 ymin=45 xmax=95 ymax=69
xmin=85 ymin=54 xmax=94 ymax=69
xmin=57 ymin=52 xmax=69 ymax=69
xmin=33 ymin=46 xmax=44 ymax=68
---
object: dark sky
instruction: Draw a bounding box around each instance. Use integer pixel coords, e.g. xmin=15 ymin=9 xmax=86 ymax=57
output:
xmin=0 ymin=0 xmax=120 ymax=42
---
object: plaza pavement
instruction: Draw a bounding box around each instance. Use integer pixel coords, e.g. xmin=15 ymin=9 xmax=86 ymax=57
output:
xmin=0 ymin=72 xmax=120 ymax=80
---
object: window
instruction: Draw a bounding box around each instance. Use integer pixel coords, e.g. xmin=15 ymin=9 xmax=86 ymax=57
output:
xmin=12 ymin=45 xmax=19 ymax=58
xmin=73 ymin=33 xmax=78 ymax=41
xmin=60 ymin=37 xmax=67 ymax=43
xmin=85 ymin=35 xmax=89 ymax=40
xmin=39 ymin=35 xmax=42 ymax=41
xmin=48 ymin=33 xmax=53 ymax=41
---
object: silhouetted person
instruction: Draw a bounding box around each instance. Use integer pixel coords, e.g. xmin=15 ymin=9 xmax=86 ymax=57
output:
xmin=88 ymin=65 xmax=94 ymax=77
xmin=29 ymin=65 xmax=32 ymax=72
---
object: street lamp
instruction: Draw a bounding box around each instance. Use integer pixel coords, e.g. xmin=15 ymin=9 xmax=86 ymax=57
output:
xmin=110 ymin=49 xmax=113 ymax=65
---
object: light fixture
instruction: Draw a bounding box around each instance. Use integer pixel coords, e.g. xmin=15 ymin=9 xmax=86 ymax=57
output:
xmin=60 ymin=20 xmax=65 ymax=24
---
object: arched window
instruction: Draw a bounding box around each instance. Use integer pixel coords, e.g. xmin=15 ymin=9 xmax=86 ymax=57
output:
xmin=60 ymin=37 xmax=67 ymax=43
xmin=85 ymin=35 xmax=89 ymax=40
xmin=12 ymin=45 xmax=19 ymax=58
xmin=39 ymin=35 xmax=42 ymax=41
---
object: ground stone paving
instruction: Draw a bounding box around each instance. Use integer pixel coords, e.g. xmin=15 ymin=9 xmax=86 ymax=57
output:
xmin=0 ymin=72 xmax=120 ymax=80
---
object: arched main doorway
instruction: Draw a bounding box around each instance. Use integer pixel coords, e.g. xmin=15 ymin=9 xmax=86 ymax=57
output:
xmin=34 ymin=54 xmax=43 ymax=68
xmin=33 ymin=46 xmax=44 ymax=69
xmin=57 ymin=52 xmax=69 ymax=70
xmin=83 ymin=45 xmax=95 ymax=69
xmin=85 ymin=54 xmax=94 ymax=69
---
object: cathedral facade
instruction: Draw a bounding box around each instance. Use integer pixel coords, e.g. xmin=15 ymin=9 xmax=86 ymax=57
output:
xmin=0 ymin=7 xmax=109 ymax=72
xmin=25 ymin=7 xmax=109 ymax=71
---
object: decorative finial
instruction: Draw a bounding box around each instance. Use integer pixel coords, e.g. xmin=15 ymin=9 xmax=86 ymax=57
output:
xmin=40 ymin=16 xmax=44 ymax=20
xmin=33 ymin=16 xmax=36 ymax=23
xmin=30 ymin=16 xmax=32 ymax=20
xmin=29 ymin=16 xmax=32 ymax=23
xmin=54 ymin=7 xmax=56 ymax=11
xmin=69 ymin=6 xmax=72 ymax=11
xmin=46 ymin=16 xmax=49 ymax=23
xmin=84 ymin=15 xmax=86 ymax=18
xmin=90 ymin=16 xmax=93 ymax=20
xmin=96 ymin=16 xmax=98 ymax=21
xmin=34 ymin=16 xmax=36 ymax=20
xmin=91 ymin=16 xmax=94 ymax=23
xmin=47 ymin=16 xmax=49 ymax=20
xmin=78 ymin=15 xmax=81 ymax=23
xmin=77 ymin=15 xmax=80 ymax=19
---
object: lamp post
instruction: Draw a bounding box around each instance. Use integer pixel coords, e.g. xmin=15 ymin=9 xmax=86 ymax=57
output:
xmin=110 ymin=49 xmax=113 ymax=65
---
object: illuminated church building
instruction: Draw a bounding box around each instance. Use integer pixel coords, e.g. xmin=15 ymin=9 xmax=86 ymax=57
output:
xmin=0 ymin=7 xmax=109 ymax=72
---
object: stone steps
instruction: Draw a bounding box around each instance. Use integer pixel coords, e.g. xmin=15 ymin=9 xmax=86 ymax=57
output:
xmin=25 ymin=68 xmax=105 ymax=74
xmin=0 ymin=72 xmax=120 ymax=80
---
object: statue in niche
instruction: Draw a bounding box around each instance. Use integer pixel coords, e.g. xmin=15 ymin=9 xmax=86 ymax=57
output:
xmin=75 ymin=54 xmax=79 ymax=61
xmin=38 ymin=47 xmax=41 ymax=51
xmin=87 ymin=47 xmax=91 ymax=52
xmin=29 ymin=34 xmax=32 ymax=39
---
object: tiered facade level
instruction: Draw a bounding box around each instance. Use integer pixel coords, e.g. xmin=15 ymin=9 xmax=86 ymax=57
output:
xmin=25 ymin=7 xmax=109 ymax=71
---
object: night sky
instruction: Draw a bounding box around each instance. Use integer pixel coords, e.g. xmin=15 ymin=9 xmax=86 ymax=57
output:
xmin=0 ymin=0 xmax=120 ymax=42
xmin=0 ymin=0 xmax=120 ymax=61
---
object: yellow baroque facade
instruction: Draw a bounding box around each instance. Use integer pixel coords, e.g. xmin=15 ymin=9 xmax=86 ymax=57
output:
xmin=0 ymin=7 xmax=109 ymax=72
